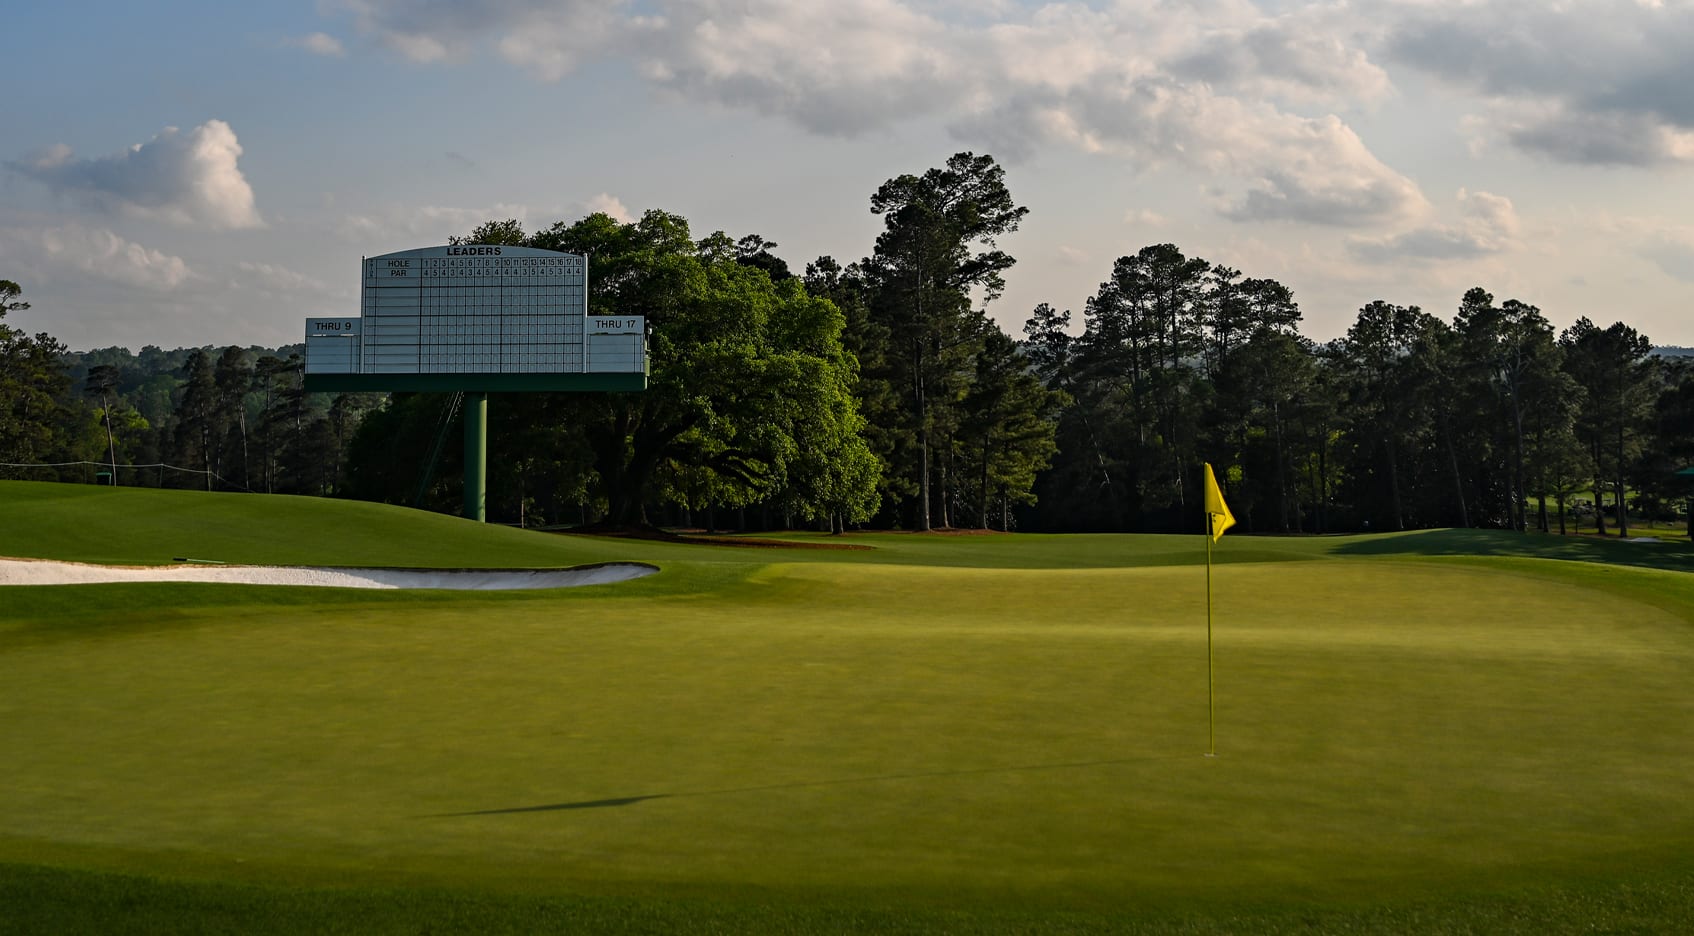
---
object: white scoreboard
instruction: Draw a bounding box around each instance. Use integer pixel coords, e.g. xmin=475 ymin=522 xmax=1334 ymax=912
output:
xmin=303 ymin=245 xmax=646 ymax=388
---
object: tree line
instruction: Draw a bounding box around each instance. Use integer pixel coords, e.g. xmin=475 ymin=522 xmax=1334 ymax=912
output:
xmin=1 ymin=283 xmax=379 ymax=496
xmin=4 ymin=151 xmax=1692 ymax=534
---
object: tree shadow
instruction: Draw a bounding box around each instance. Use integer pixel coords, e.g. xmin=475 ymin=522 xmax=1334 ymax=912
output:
xmin=428 ymin=753 xmax=1195 ymax=819
xmin=1332 ymin=528 xmax=1694 ymax=573
xmin=434 ymin=795 xmax=669 ymax=816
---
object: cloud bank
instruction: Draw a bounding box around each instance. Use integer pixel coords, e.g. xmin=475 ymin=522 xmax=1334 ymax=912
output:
xmin=1348 ymin=189 xmax=1522 ymax=263
xmin=329 ymin=0 xmax=1433 ymax=228
xmin=1384 ymin=0 xmax=1694 ymax=167
xmin=9 ymin=120 xmax=262 ymax=229
xmin=0 ymin=224 xmax=195 ymax=291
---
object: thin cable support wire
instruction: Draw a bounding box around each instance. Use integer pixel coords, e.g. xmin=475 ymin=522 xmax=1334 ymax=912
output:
xmin=0 ymin=461 xmax=254 ymax=492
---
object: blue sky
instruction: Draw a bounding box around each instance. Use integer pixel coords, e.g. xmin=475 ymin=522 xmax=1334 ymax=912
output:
xmin=5 ymin=0 xmax=1693 ymax=351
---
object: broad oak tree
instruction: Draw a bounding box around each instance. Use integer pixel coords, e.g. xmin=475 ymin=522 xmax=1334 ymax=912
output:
xmin=384 ymin=210 xmax=882 ymax=528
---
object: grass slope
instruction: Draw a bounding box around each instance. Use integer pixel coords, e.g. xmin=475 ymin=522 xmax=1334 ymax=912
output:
xmin=4 ymin=481 xmax=1694 ymax=933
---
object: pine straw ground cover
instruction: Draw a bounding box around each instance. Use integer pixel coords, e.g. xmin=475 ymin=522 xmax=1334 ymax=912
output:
xmin=3 ymin=481 xmax=1693 ymax=934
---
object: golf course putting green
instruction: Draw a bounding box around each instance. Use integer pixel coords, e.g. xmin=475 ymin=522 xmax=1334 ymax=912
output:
xmin=3 ymin=481 xmax=1694 ymax=933
xmin=0 ymin=557 xmax=657 ymax=589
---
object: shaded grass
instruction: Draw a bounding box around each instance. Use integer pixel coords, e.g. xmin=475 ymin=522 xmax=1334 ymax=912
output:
xmin=9 ymin=480 xmax=1694 ymax=575
xmin=5 ymin=860 xmax=1693 ymax=935
xmin=1334 ymin=526 xmax=1694 ymax=572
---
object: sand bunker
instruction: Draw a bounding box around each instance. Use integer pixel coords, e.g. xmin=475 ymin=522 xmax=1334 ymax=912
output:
xmin=0 ymin=558 xmax=657 ymax=590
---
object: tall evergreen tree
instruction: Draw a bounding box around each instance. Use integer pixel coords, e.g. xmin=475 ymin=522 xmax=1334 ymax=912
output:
xmin=955 ymin=329 xmax=1064 ymax=529
xmin=170 ymin=350 xmax=220 ymax=490
xmin=858 ymin=152 xmax=1027 ymax=529
xmin=1561 ymin=319 xmax=1655 ymax=536
xmin=1 ymin=280 xmax=95 ymax=479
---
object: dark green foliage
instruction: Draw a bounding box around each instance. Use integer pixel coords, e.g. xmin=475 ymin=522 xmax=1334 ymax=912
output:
xmin=351 ymin=209 xmax=879 ymax=528
xmin=1016 ymin=247 xmax=1692 ymax=536
xmin=851 ymin=152 xmax=1030 ymax=530
xmin=0 ymin=280 xmax=103 ymax=480
xmin=1560 ymin=317 xmax=1656 ymax=536
xmin=8 ymin=150 xmax=1694 ymax=534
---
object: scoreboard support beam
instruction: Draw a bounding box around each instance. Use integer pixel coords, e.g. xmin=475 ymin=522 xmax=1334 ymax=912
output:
xmin=304 ymin=246 xmax=649 ymax=525
xmin=463 ymin=392 xmax=488 ymax=522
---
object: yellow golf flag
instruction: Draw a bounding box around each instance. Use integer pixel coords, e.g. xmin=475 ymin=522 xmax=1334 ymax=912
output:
xmin=1203 ymin=462 xmax=1235 ymax=541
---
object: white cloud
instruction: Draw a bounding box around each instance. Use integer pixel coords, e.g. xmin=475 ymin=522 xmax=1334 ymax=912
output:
xmin=8 ymin=120 xmax=262 ymax=229
xmin=0 ymin=224 xmax=195 ymax=290
xmin=1638 ymin=227 xmax=1694 ymax=283
xmin=339 ymin=202 xmax=536 ymax=243
xmin=340 ymin=0 xmax=631 ymax=79
xmin=1055 ymin=244 xmax=1088 ymax=265
xmin=235 ymin=261 xmax=332 ymax=294
xmin=338 ymin=194 xmax=633 ymax=244
xmin=1211 ymin=109 xmax=1427 ymax=226
xmin=289 ymin=32 xmax=346 ymax=57
xmin=1166 ymin=6 xmax=1392 ymax=107
xmin=580 ymin=192 xmax=633 ymax=223
xmin=1347 ymin=189 xmax=1522 ymax=263
xmin=639 ymin=0 xmax=964 ymax=136
xmin=1124 ymin=208 xmax=1167 ymax=226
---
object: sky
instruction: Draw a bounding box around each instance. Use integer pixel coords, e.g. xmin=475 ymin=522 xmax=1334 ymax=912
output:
xmin=4 ymin=0 xmax=1693 ymax=352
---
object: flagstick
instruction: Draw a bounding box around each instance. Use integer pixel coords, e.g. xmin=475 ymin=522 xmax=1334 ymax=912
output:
xmin=1206 ymin=513 xmax=1215 ymax=757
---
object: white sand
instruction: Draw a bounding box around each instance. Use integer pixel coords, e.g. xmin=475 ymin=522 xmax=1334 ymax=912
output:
xmin=0 ymin=558 xmax=657 ymax=590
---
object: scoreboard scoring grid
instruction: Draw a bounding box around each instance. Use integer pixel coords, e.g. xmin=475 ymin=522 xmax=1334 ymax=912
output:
xmin=305 ymin=246 xmax=644 ymax=378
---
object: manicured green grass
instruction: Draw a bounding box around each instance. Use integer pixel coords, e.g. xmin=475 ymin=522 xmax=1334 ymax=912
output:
xmin=4 ymin=481 xmax=1694 ymax=933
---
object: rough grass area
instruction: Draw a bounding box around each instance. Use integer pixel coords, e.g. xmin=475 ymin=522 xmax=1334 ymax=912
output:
xmin=4 ymin=480 xmax=1694 ymax=933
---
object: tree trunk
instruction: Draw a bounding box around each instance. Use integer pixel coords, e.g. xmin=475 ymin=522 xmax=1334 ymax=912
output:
xmin=1511 ymin=382 xmax=1527 ymax=533
xmin=915 ymin=340 xmax=931 ymax=532
xmin=1615 ymin=418 xmax=1630 ymax=538
xmin=935 ymin=440 xmax=951 ymax=529
xmin=1317 ymin=427 xmax=1328 ymax=535
xmin=100 ymin=394 xmax=118 ymax=486
xmin=1385 ymin=435 xmax=1404 ymax=531
xmin=201 ymin=421 xmax=213 ymax=492
xmin=1273 ymin=402 xmax=1289 ymax=534
xmin=1445 ymin=427 xmax=1469 ymax=528
xmin=1591 ymin=440 xmax=1608 ymax=535
xmin=238 ymin=410 xmax=249 ymax=490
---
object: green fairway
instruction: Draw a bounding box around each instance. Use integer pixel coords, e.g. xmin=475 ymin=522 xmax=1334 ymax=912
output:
xmin=4 ymin=481 xmax=1694 ymax=933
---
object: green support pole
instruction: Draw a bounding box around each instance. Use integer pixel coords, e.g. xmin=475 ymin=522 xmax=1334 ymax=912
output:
xmin=463 ymin=392 xmax=488 ymax=522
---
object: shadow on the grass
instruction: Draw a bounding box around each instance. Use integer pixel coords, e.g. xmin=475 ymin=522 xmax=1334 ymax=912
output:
xmin=430 ymin=753 xmax=1196 ymax=818
xmin=441 ymin=795 xmax=671 ymax=815
xmin=1333 ymin=527 xmax=1694 ymax=572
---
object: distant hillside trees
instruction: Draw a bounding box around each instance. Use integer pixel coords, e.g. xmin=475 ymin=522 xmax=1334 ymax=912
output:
xmin=8 ymin=147 xmax=1694 ymax=533
xmin=1 ymin=280 xmax=102 ymax=478
xmin=0 ymin=281 xmax=366 ymax=493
